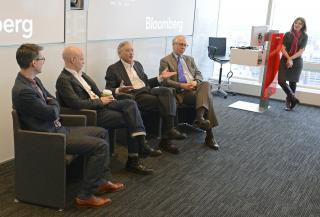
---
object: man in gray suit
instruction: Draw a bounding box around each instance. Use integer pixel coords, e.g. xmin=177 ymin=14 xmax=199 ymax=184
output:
xmin=159 ymin=35 xmax=219 ymax=150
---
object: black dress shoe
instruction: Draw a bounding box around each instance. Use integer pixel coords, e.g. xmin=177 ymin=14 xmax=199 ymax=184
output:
xmin=193 ymin=119 xmax=211 ymax=130
xmin=290 ymin=95 xmax=300 ymax=109
xmin=140 ymin=144 xmax=162 ymax=158
xmin=166 ymin=128 xmax=187 ymax=140
xmin=204 ymin=137 xmax=219 ymax=150
xmin=126 ymin=157 xmax=154 ymax=175
xmin=159 ymin=139 xmax=179 ymax=154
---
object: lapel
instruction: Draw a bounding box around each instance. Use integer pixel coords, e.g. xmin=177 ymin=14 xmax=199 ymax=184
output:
xmin=182 ymin=55 xmax=194 ymax=77
xmin=63 ymin=69 xmax=87 ymax=93
xmin=133 ymin=62 xmax=147 ymax=85
xmin=170 ymin=53 xmax=178 ymax=71
xmin=117 ymin=60 xmax=133 ymax=86
xmin=34 ymin=77 xmax=48 ymax=100
xmin=18 ymin=74 xmax=46 ymax=101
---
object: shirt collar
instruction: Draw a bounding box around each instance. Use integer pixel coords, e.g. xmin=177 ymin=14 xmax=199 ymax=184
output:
xmin=121 ymin=59 xmax=134 ymax=69
xmin=65 ymin=67 xmax=82 ymax=77
xmin=18 ymin=72 xmax=37 ymax=85
xmin=173 ymin=52 xmax=182 ymax=60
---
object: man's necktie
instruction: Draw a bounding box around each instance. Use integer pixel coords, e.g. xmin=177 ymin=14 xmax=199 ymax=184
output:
xmin=177 ymin=56 xmax=187 ymax=83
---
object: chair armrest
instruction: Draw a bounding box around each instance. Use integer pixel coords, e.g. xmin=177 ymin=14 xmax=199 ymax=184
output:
xmin=60 ymin=114 xmax=86 ymax=127
xmin=60 ymin=107 xmax=97 ymax=126
xmin=14 ymin=130 xmax=67 ymax=205
xmin=15 ymin=130 xmax=66 ymax=177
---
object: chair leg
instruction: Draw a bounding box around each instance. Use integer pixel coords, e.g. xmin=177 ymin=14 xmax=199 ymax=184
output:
xmin=212 ymin=63 xmax=228 ymax=99
xmin=109 ymin=129 xmax=116 ymax=156
xmin=217 ymin=89 xmax=228 ymax=98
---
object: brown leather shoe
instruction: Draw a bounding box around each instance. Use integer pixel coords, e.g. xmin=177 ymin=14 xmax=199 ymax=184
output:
xmin=204 ymin=137 xmax=219 ymax=150
xmin=97 ymin=181 xmax=124 ymax=195
xmin=193 ymin=119 xmax=211 ymax=130
xmin=75 ymin=195 xmax=111 ymax=208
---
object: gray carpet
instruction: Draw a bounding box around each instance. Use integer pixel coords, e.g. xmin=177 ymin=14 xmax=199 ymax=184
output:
xmin=1 ymin=94 xmax=320 ymax=217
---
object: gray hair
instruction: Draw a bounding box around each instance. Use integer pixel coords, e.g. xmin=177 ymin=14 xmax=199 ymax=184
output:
xmin=172 ymin=35 xmax=186 ymax=45
xmin=117 ymin=41 xmax=131 ymax=55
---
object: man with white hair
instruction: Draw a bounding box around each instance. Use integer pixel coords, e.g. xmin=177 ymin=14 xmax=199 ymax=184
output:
xmin=159 ymin=35 xmax=220 ymax=150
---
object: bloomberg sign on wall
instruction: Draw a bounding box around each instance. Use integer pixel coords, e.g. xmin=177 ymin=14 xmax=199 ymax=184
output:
xmin=0 ymin=1 xmax=64 ymax=46
xmin=0 ymin=18 xmax=33 ymax=39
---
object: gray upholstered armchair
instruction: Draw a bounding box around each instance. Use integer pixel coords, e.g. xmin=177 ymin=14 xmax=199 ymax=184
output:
xmin=12 ymin=110 xmax=86 ymax=210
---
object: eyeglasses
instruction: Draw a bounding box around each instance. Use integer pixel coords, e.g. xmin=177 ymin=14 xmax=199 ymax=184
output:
xmin=35 ymin=57 xmax=46 ymax=61
xmin=175 ymin=43 xmax=189 ymax=47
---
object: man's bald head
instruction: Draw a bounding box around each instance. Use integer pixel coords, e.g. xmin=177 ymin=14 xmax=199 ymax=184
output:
xmin=62 ymin=46 xmax=84 ymax=72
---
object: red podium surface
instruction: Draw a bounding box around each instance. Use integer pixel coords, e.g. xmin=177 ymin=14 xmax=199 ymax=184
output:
xmin=229 ymin=32 xmax=283 ymax=113
xmin=259 ymin=33 xmax=284 ymax=110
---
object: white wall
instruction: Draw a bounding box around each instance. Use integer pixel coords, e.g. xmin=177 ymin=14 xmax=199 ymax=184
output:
xmin=0 ymin=44 xmax=65 ymax=163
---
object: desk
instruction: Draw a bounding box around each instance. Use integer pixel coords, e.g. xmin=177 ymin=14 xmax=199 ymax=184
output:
xmin=230 ymin=48 xmax=265 ymax=66
xmin=229 ymin=48 xmax=267 ymax=112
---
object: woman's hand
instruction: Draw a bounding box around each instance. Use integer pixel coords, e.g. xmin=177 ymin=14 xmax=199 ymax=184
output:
xmin=286 ymin=58 xmax=293 ymax=68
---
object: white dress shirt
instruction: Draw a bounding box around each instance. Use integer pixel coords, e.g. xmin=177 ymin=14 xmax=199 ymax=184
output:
xmin=121 ymin=60 xmax=146 ymax=89
xmin=65 ymin=67 xmax=99 ymax=100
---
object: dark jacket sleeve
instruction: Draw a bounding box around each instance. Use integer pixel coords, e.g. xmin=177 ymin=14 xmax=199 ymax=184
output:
xmin=16 ymin=87 xmax=60 ymax=122
xmin=105 ymin=65 xmax=121 ymax=95
xmin=56 ymin=74 xmax=104 ymax=110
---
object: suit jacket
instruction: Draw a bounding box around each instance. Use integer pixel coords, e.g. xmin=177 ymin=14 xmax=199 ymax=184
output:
xmin=12 ymin=73 xmax=65 ymax=133
xmin=105 ymin=60 xmax=160 ymax=95
xmin=159 ymin=53 xmax=203 ymax=90
xmin=56 ymin=68 xmax=104 ymax=110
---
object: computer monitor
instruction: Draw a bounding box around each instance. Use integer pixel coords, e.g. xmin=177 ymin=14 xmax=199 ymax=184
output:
xmin=250 ymin=26 xmax=269 ymax=47
xmin=209 ymin=37 xmax=227 ymax=56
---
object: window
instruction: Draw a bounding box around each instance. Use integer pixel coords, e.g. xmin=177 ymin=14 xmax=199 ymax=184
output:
xmin=216 ymin=0 xmax=269 ymax=81
xmin=271 ymin=0 xmax=320 ymax=87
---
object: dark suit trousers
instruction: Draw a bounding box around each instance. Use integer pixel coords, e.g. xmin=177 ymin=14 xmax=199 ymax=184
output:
xmin=134 ymin=87 xmax=177 ymax=117
xmin=180 ymin=81 xmax=219 ymax=128
xmin=97 ymin=99 xmax=144 ymax=154
xmin=66 ymin=126 xmax=110 ymax=198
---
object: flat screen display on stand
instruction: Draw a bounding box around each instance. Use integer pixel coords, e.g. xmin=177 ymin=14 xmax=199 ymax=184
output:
xmin=250 ymin=26 xmax=269 ymax=47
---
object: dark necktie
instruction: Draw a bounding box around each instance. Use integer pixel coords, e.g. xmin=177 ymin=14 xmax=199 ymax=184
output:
xmin=31 ymin=80 xmax=46 ymax=102
xmin=177 ymin=56 xmax=187 ymax=83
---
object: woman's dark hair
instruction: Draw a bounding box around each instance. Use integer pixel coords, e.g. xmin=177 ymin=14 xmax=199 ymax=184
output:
xmin=291 ymin=17 xmax=307 ymax=33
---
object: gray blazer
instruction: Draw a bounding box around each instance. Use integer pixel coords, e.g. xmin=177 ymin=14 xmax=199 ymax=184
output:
xmin=159 ymin=53 xmax=203 ymax=90
xmin=12 ymin=73 xmax=65 ymax=133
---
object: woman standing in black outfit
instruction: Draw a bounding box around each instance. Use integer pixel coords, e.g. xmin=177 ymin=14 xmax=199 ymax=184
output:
xmin=278 ymin=17 xmax=308 ymax=111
